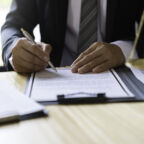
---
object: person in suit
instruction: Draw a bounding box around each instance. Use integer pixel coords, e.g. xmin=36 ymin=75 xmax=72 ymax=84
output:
xmin=1 ymin=0 xmax=141 ymax=73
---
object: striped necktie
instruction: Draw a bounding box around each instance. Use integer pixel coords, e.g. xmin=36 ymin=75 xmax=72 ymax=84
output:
xmin=78 ymin=0 xmax=98 ymax=54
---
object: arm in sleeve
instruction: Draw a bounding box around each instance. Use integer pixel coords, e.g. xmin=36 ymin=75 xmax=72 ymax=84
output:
xmin=111 ymin=40 xmax=138 ymax=60
xmin=1 ymin=0 xmax=38 ymax=70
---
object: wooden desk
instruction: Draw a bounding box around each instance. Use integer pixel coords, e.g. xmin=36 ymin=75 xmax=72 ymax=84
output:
xmin=0 ymin=72 xmax=144 ymax=144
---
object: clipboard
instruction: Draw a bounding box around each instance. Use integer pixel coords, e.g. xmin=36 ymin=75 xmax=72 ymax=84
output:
xmin=25 ymin=66 xmax=144 ymax=105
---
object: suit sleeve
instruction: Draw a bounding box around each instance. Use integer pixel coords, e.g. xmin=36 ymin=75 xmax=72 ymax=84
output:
xmin=1 ymin=0 xmax=38 ymax=70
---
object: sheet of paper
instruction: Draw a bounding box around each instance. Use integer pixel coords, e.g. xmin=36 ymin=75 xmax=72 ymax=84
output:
xmin=29 ymin=68 xmax=133 ymax=102
xmin=0 ymin=80 xmax=46 ymax=117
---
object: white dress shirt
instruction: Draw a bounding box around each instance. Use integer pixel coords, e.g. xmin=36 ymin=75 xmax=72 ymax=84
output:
xmin=60 ymin=0 xmax=137 ymax=66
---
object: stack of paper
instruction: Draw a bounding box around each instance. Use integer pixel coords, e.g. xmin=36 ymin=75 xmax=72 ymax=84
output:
xmin=0 ymin=80 xmax=47 ymax=124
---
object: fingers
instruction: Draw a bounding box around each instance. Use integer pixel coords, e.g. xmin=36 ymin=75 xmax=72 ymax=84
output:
xmin=71 ymin=42 xmax=102 ymax=66
xmin=71 ymin=42 xmax=125 ymax=74
xmin=77 ymin=56 xmax=108 ymax=74
xmin=13 ymin=57 xmax=46 ymax=73
xmin=16 ymin=47 xmax=48 ymax=66
xmin=92 ymin=61 xmax=112 ymax=73
xmin=71 ymin=46 xmax=104 ymax=73
xmin=18 ymin=39 xmax=51 ymax=62
xmin=12 ymin=38 xmax=52 ymax=73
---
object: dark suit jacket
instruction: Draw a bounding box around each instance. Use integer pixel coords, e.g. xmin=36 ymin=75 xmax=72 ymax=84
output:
xmin=1 ymin=0 xmax=143 ymax=70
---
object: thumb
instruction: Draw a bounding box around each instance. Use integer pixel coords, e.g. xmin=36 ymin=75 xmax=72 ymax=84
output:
xmin=43 ymin=43 xmax=52 ymax=55
xmin=40 ymin=43 xmax=52 ymax=59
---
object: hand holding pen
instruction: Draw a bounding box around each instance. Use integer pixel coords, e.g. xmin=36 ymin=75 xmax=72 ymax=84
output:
xmin=21 ymin=28 xmax=57 ymax=72
xmin=11 ymin=28 xmax=57 ymax=73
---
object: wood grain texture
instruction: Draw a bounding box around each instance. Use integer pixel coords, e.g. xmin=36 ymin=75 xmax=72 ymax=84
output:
xmin=0 ymin=72 xmax=144 ymax=144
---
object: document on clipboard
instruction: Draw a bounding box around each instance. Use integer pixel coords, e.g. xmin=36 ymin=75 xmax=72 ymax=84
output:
xmin=26 ymin=68 xmax=134 ymax=104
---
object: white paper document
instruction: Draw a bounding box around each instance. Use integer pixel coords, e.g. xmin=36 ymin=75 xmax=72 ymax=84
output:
xmin=0 ymin=80 xmax=46 ymax=122
xmin=28 ymin=68 xmax=134 ymax=102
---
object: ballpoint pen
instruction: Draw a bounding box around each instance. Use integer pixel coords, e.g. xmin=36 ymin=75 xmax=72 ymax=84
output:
xmin=21 ymin=28 xmax=57 ymax=72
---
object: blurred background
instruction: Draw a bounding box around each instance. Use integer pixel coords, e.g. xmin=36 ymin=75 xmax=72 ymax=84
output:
xmin=0 ymin=0 xmax=11 ymax=66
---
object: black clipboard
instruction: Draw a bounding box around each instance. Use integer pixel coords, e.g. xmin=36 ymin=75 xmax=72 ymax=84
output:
xmin=26 ymin=66 xmax=144 ymax=105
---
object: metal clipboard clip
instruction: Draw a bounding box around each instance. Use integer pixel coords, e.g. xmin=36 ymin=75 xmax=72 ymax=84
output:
xmin=57 ymin=92 xmax=106 ymax=104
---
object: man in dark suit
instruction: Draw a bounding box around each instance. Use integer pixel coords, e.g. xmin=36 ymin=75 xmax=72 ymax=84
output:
xmin=1 ymin=0 xmax=142 ymax=73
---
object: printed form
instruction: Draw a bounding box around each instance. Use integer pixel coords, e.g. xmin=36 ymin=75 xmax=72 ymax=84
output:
xmin=27 ymin=68 xmax=134 ymax=102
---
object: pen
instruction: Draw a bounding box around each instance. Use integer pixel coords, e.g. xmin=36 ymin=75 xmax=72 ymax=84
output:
xmin=21 ymin=28 xmax=57 ymax=72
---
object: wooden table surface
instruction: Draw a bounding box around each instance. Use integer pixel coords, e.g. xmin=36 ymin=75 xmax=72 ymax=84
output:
xmin=0 ymin=72 xmax=144 ymax=144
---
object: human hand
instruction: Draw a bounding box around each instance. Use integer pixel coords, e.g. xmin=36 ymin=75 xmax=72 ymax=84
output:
xmin=71 ymin=42 xmax=125 ymax=74
xmin=12 ymin=38 xmax=52 ymax=73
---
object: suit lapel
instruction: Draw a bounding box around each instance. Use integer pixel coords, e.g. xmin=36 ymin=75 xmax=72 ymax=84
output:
xmin=50 ymin=0 xmax=68 ymax=33
xmin=105 ymin=0 xmax=118 ymax=42
xmin=49 ymin=0 xmax=69 ymax=66
xmin=54 ymin=0 xmax=68 ymax=25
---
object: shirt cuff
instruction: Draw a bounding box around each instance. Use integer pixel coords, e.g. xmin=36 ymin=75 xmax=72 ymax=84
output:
xmin=9 ymin=56 xmax=14 ymax=70
xmin=111 ymin=40 xmax=138 ymax=60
